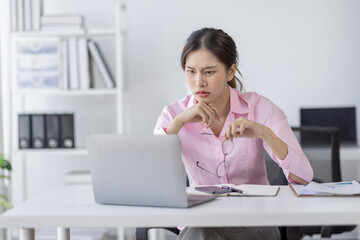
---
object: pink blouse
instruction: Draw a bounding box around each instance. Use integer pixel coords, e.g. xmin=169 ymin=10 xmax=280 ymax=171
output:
xmin=154 ymin=86 xmax=313 ymax=186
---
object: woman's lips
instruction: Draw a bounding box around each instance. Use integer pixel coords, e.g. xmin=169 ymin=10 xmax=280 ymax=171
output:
xmin=196 ymin=91 xmax=209 ymax=98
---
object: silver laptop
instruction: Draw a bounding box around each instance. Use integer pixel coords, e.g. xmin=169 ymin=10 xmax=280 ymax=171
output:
xmin=87 ymin=134 xmax=216 ymax=208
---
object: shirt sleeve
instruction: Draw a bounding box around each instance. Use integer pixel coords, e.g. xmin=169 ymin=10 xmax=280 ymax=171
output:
xmin=265 ymin=117 xmax=314 ymax=183
xmin=153 ymin=105 xmax=175 ymax=135
xmin=257 ymin=98 xmax=314 ymax=183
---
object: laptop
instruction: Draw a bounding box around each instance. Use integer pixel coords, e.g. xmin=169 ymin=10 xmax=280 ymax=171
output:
xmin=87 ymin=134 xmax=216 ymax=208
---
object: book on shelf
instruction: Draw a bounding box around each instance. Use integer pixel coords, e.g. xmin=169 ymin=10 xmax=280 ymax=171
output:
xmin=88 ymin=40 xmax=115 ymax=88
xmin=41 ymin=14 xmax=84 ymax=27
xmin=24 ymin=0 xmax=32 ymax=31
xmin=12 ymin=0 xmax=42 ymax=31
xmin=11 ymin=0 xmax=18 ymax=31
xmin=17 ymin=0 xmax=24 ymax=31
xmin=32 ymin=0 xmax=42 ymax=31
xmin=40 ymin=14 xmax=85 ymax=33
xmin=68 ymin=38 xmax=80 ymax=90
xmin=77 ymin=38 xmax=90 ymax=89
xmin=60 ymin=39 xmax=69 ymax=90
xmin=41 ymin=25 xmax=85 ymax=33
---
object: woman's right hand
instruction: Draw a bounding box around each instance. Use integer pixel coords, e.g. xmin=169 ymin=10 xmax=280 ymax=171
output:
xmin=166 ymin=101 xmax=220 ymax=134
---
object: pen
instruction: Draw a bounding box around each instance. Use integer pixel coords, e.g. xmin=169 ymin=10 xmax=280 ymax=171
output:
xmin=336 ymin=182 xmax=352 ymax=185
xmin=221 ymin=185 xmax=244 ymax=194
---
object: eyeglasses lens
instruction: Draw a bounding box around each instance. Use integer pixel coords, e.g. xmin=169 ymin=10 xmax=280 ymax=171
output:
xmin=222 ymin=139 xmax=234 ymax=155
xmin=216 ymin=161 xmax=229 ymax=177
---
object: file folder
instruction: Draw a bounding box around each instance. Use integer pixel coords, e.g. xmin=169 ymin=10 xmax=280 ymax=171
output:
xmin=18 ymin=114 xmax=32 ymax=149
xmin=31 ymin=114 xmax=46 ymax=148
xmin=60 ymin=114 xmax=75 ymax=148
xmin=45 ymin=114 xmax=60 ymax=148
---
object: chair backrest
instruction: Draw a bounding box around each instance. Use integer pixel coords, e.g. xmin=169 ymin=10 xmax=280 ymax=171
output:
xmin=291 ymin=126 xmax=341 ymax=182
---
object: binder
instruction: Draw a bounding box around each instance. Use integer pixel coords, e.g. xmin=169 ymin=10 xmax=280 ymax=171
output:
xmin=11 ymin=0 xmax=18 ymax=31
xmin=31 ymin=114 xmax=46 ymax=148
xmin=60 ymin=114 xmax=75 ymax=148
xmin=60 ymin=39 xmax=69 ymax=89
xmin=45 ymin=114 xmax=60 ymax=148
xmin=18 ymin=114 xmax=31 ymax=149
xmin=17 ymin=0 xmax=24 ymax=31
xmin=24 ymin=0 xmax=32 ymax=31
xmin=78 ymin=38 xmax=90 ymax=89
xmin=88 ymin=40 xmax=115 ymax=88
xmin=32 ymin=0 xmax=42 ymax=31
xmin=68 ymin=38 xmax=79 ymax=90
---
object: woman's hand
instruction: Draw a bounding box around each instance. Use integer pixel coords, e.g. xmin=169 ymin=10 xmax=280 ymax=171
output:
xmin=224 ymin=117 xmax=267 ymax=141
xmin=166 ymin=101 xmax=219 ymax=134
xmin=180 ymin=101 xmax=220 ymax=128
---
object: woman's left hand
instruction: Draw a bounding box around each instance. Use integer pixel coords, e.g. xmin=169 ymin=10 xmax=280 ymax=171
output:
xmin=224 ymin=117 xmax=268 ymax=141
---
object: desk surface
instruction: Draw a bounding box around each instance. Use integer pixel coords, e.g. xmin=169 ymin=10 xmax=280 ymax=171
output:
xmin=1 ymin=185 xmax=360 ymax=228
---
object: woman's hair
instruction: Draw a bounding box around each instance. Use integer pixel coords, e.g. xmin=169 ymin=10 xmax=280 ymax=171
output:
xmin=181 ymin=28 xmax=243 ymax=91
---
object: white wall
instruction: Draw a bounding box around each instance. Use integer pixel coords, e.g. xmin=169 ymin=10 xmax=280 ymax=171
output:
xmin=44 ymin=0 xmax=360 ymax=136
xmin=124 ymin=0 xmax=360 ymax=137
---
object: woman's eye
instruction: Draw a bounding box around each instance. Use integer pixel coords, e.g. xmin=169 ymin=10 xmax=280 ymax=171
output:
xmin=187 ymin=70 xmax=195 ymax=74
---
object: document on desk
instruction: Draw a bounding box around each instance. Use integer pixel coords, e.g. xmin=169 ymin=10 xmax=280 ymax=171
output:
xmin=290 ymin=180 xmax=360 ymax=197
xmin=188 ymin=184 xmax=280 ymax=197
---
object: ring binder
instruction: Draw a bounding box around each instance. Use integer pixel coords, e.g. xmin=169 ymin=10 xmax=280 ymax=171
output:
xmin=60 ymin=114 xmax=75 ymax=148
xmin=18 ymin=114 xmax=32 ymax=149
xmin=45 ymin=114 xmax=60 ymax=148
xmin=31 ymin=114 xmax=46 ymax=148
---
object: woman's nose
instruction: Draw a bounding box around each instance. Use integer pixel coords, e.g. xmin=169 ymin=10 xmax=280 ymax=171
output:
xmin=195 ymin=74 xmax=205 ymax=87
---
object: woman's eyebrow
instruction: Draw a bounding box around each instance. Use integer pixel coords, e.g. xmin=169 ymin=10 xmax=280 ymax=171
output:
xmin=202 ymin=66 xmax=217 ymax=70
xmin=185 ymin=65 xmax=217 ymax=70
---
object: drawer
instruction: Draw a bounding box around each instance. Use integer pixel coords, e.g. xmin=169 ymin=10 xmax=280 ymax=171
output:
xmin=18 ymin=75 xmax=59 ymax=89
xmin=16 ymin=40 xmax=59 ymax=55
xmin=17 ymin=58 xmax=59 ymax=73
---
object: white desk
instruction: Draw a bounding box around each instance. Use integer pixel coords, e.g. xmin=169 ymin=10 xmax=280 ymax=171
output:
xmin=1 ymin=185 xmax=360 ymax=240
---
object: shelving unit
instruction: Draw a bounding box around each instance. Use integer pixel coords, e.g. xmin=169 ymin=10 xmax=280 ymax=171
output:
xmin=0 ymin=0 xmax=126 ymax=205
xmin=13 ymin=89 xmax=118 ymax=96
xmin=14 ymin=148 xmax=88 ymax=156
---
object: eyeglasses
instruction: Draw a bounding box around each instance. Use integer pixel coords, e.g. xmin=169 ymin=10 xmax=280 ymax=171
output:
xmin=196 ymin=133 xmax=234 ymax=178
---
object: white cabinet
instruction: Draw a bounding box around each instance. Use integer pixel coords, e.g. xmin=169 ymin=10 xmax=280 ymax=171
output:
xmin=0 ymin=0 xmax=125 ymax=204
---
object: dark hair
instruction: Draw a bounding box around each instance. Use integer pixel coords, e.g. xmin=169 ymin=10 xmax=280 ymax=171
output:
xmin=181 ymin=28 xmax=243 ymax=90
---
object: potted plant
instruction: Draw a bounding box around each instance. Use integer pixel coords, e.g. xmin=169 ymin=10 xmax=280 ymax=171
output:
xmin=0 ymin=154 xmax=12 ymax=211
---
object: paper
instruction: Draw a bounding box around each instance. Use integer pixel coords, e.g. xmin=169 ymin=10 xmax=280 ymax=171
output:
xmin=305 ymin=181 xmax=360 ymax=195
xmin=290 ymin=180 xmax=360 ymax=197
xmin=188 ymin=184 xmax=279 ymax=197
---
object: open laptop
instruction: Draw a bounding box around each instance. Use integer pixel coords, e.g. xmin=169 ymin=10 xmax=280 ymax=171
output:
xmin=87 ymin=134 xmax=216 ymax=208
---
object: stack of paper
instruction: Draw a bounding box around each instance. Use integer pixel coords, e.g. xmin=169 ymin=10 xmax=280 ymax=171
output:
xmin=290 ymin=181 xmax=360 ymax=197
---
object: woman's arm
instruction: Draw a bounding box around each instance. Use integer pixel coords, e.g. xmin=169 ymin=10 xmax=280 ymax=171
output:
xmin=166 ymin=116 xmax=185 ymax=134
xmin=224 ymin=117 xmax=311 ymax=185
xmin=261 ymin=127 xmax=309 ymax=185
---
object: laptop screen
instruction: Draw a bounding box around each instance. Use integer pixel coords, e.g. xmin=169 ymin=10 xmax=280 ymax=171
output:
xmin=300 ymin=107 xmax=357 ymax=146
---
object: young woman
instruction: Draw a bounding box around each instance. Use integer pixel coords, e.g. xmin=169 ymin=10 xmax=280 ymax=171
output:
xmin=154 ymin=28 xmax=313 ymax=240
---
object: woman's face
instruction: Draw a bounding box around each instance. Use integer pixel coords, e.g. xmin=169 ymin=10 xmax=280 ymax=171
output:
xmin=184 ymin=48 xmax=235 ymax=105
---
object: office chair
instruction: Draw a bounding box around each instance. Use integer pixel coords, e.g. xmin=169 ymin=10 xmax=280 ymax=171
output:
xmin=136 ymin=126 xmax=356 ymax=240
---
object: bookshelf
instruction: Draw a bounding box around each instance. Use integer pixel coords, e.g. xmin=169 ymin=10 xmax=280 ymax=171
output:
xmin=0 ymin=0 xmax=126 ymax=206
